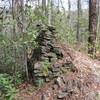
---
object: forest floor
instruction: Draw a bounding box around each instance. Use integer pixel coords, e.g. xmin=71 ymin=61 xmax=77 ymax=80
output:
xmin=15 ymin=43 xmax=100 ymax=100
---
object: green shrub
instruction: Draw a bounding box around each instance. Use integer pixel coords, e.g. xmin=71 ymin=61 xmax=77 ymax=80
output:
xmin=0 ymin=74 xmax=18 ymax=100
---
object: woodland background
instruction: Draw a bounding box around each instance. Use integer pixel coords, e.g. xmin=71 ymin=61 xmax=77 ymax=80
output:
xmin=0 ymin=0 xmax=100 ymax=100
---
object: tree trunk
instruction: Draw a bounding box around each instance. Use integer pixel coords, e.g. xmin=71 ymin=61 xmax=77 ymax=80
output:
xmin=12 ymin=0 xmax=16 ymax=39
xmin=97 ymin=0 xmax=100 ymax=34
xmin=88 ymin=0 xmax=97 ymax=56
xmin=68 ymin=0 xmax=71 ymax=20
xmin=48 ymin=0 xmax=52 ymax=25
xmin=77 ymin=0 xmax=82 ymax=42
xmin=68 ymin=0 xmax=71 ymax=29
xmin=42 ymin=0 xmax=46 ymax=16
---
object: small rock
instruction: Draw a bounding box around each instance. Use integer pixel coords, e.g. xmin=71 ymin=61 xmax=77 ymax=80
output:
xmin=50 ymin=57 xmax=57 ymax=62
xmin=34 ymin=62 xmax=42 ymax=69
xmin=53 ymin=72 xmax=61 ymax=78
xmin=41 ymin=94 xmax=47 ymax=100
xmin=57 ymin=92 xmax=68 ymax=99
xmin=35 ymin=73 xmax=43 ymax=77
xmin=48 ymin=25 xmax=56 ymax=31
xmin=53 ymin=63 xmax=61 ymax=68
xmin=52 ymin=67 xmax=60 ymax=72
xmin=45 ymin=78 xmax=50 ymax=82
xmin=55 ymin=77 xmax=65 ymax=88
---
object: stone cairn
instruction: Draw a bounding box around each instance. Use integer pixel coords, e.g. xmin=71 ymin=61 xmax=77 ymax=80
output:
xmin=29 ymin=25 xmax=75 ymax=86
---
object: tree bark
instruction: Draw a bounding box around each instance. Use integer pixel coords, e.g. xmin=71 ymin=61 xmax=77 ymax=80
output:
xmin=68 ymin=0 xmax=71 ymax=20
xmin=88 ymin=0 xmax=97 ymax=55
xmin=42 ymin=0 xmax=47 ymax=16
xmin=77 ymin=0 xmax=82 ymax=42
xmin=48 ymin=0 xmax=52 ymax=25
xmin=68 ymin=0 xmax=71 ymax=29
xmin=97 ymin=0 xmax=100 ymax=34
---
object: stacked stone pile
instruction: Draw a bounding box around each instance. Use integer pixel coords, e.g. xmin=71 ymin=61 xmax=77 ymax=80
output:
xmin=29 ymin=25 xmax=75 ymax=86
xmin=36 ymin=26 xmax=56 ymax=59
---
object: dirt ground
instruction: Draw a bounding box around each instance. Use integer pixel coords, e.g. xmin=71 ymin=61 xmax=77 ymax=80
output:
xmin=16 ymin=44 xmax=100 ymax=100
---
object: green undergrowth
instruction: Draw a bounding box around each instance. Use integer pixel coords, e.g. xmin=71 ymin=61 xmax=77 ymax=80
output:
xmin=0 ymin=73 xmax=23 ymax=100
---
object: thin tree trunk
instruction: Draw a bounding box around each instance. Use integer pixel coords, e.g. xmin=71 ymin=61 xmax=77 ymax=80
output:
xmin=18 ymin=0 xmax=29 ymax=81
xmin=12 ymin=0 xmax=16 ymax=39
xmin=97 ymin=0 xmax=100 ymax=34
xmin=68 ymin=0 xmax=71 ymax=20
xmin=58 ymin=0 xmax=60 ymax=12
xmin=42 ymin=0 xmax=46 ymax=16
xmin=37 ymin=0 xmax=40 ymax=6
xmin=48 ymin=0 xmax=52 ymax=25
xmin=12 ymin=0 xmax=17 ymax=85
xmin=68 ymin=0 xmax=71 ymax=30
xmin=0 ymin=8 xmax=3 ymax=32
xmin=77 ymin=0 xmax=82 ymax=42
